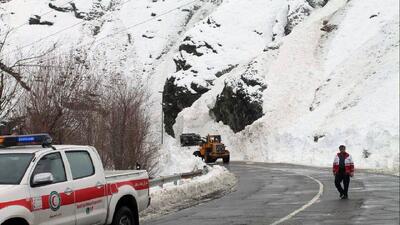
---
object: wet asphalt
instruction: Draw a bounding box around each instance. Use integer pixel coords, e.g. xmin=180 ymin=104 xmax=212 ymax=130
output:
xmin=143 ymin=162 xmax=399 ymax=225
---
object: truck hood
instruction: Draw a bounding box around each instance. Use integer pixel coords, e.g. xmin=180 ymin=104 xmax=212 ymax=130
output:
xmin=0 ymin=185 xmax=28 ymax=203
xmin=0 ymin=185 xmax=16 ymax=192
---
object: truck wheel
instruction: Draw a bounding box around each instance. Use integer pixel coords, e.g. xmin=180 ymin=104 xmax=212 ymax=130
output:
xmin=223 ymin=156 xmax=230 ymax=164
xmin=112 ymin=206 xmax=136 ymax=225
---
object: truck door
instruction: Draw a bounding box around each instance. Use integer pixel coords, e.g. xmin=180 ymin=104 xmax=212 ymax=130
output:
xmin=29 ymin=152 xmax=76 ymax=225
xmin=65 ymin=150 xmax=108 ymax=225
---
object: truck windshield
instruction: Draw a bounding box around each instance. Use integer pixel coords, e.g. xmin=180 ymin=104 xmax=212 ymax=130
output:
xmin=0 ymin=153 xmax=33 ymax=185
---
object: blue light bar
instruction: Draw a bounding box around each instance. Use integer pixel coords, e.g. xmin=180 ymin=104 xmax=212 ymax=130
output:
xmin=18 ymin=136 xmax=36 ymax=142
xmin=0 ymin=134 xmax=52 ymax=148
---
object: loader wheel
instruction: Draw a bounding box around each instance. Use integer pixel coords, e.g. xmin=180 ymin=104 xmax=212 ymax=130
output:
xmin=205 ymin=153 xmax=212 ymax=163
xmin=112 ymin=206 xmax=136 ymax=225
xmin=223 ymin=156 xmax=230 ymax=164
xmin=209 ymin=158 xmax=216 ymax=163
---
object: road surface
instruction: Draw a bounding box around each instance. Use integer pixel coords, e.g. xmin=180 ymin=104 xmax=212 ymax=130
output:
xmin=143 ymin=162 xmax=399 ymax=225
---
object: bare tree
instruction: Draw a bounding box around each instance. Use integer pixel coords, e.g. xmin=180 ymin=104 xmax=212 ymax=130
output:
xmin=16 ymin=51 xmax=158 ymax=175
xmin=0 ymin=29 xmax=56 ymax=131
xmin=0 ymin=72 xmax=20 ymax=120
xmin=0 ymin=30 xmax=56 ymax=93
xmin=99 ymin=77 xmax=158 ymax=174
xmin=1 ymin=28 xmax=158 ymax=174
xmin=20 ymin=51 xmax=102 ymax=143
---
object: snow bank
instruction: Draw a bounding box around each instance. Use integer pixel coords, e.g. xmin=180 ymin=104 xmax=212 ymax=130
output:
xmin=140 ymin=165 xmax=237 ymax=221
xmin=156 ymin=135 xmax=206 ymax=176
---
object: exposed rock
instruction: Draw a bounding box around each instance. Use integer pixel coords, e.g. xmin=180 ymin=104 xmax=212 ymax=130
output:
xmin=264 ymin=41 xmax=282 ymax=51
xmin=211 ymin=62 xmax=266 ymax=133
xmin=215 ymin=64 xmax=238 ymax=78
xmin=321 ymin=22 xmax=338 ymax=32
xmin=163 ymin=77 xmax=209 ymax=137
xmin=206 ymin=17 xmax=221 ymax=28
xmin=306 ymin=0 xmax=329 ymax=8
xmin=29 ymin=15 xmax=54 ymax=26
xmin=142 ymin=31 xmax=156 ymax=39
xmin=70 ymin=3 xmax=89 ymax=19
xmin=179 ymin=41 xmax=204 ymax=57
xmin=369 ymin=14 xmax=378 ymax=19
xmin=211 ymin=82 xmax=264 ymax=133
xmin=173 ymin=36 xmax=218 ymax=72
xmin=363 ymin=149 xmax=371 ymax=158
xmin=313 ymin=134 xmax=325 ymax=142
xmin=178 ymin=36 xmax=217 ymax=57
xmin=173 ymin=56 xmax=192 ymax=71
xmin=254 ymin=30 xmax=263 ymax=35
xmin=285 ymin=3 xmax=313 ymax=35
xmin=51 ymin=1 xmax=110 ymax=21
xmin=48 ymin=3 xmax=73 ymax=12
xmin=93 ymin=25 xmax=101 ymax=36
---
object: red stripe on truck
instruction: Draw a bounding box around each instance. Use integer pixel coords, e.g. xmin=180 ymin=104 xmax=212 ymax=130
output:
xmin=75 ymin=185 xmax=106 ymax=203
xmin=0 ymin=178 xmax=149 ymax=212
xmin=115 ymin=179 xmax=149 ymax=191
xmin=0 ymin=198 xmax=32 ymax=211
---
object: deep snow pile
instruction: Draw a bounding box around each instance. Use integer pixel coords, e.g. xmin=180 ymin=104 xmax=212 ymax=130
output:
xmin=140 ymin=165 xmax=237 ymax=221
xmin=156 ymin=135 xmax=205 ymax=176
xmin=173 ymin=0 xmax=399 ymax=174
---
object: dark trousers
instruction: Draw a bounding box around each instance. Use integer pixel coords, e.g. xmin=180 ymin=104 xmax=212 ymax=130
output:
xmin=335 ymin=173 xmax=350 ymax=196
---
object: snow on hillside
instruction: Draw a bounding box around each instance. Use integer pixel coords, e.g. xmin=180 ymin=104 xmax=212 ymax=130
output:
xmin=173 ymin=0 xmax=399 ymax=174
xmin=0 ymin=0 xmax=222 ymax=174
xmin=0 ymin=0 xmax=216 ymax=82
xmin=1 ymin=0 xmax=398 ymax=175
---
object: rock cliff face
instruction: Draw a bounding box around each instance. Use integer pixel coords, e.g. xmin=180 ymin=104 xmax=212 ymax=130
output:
xmin=162 ymin=0 xmax=326 ymax=136
xmin=285 ymin=0 xmax=330 ymax=35
xmin=163 ymin=77 xmax=209 ymax=137
xmin=211 ymin=62 xmax=266 ymax=133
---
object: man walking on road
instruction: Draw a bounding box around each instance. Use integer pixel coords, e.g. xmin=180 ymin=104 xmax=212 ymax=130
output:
xmin=333 ymin=145 xmax=354 ymax=199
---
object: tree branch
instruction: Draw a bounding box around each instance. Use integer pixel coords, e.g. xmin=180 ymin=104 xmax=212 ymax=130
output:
xmin=0 ymin=61 xmax=31 ymax=92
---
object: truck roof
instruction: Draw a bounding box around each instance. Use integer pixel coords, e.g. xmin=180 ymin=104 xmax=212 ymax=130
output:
xmin=0 ymin=145 xmax=91 ymax=154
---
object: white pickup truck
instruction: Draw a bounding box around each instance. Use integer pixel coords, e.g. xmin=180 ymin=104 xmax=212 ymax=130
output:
xmin=0 ymin=134 xmax=150 ymax=225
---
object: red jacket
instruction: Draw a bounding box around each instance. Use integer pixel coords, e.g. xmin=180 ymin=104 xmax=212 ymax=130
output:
xmin=332 ymin=152 xmax=354 ymax=176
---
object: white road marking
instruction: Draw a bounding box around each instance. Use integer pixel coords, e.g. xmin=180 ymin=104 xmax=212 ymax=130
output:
xmin=239 ymin=164 xmax=324 ymax=225
xmin=270 ymin=174 xmax=324 ymax=225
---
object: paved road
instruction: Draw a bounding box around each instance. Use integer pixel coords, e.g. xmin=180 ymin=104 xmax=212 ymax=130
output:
xmin=143 ymin=162 xmax=399 ymax=225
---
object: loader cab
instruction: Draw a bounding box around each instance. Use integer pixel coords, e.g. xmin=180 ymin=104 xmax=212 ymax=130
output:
xmin=207 ymin=135 xmax=221 ymax=143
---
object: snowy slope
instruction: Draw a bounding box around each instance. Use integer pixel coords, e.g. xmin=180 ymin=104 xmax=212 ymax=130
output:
xmin=174 ymin=0 xmax=399 ymax=174
xmin=1 ymin=0 xmax=398 ymax=174
xmin=1 ymin=0 xmax=217 ymax=81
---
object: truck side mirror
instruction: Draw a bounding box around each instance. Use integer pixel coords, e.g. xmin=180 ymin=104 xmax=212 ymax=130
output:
xmin=32 ymin=173 xmax=54 ymax=187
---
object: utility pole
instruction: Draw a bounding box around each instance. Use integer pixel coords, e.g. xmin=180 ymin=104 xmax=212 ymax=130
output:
xmin=159 ymin=91 xmax=164 ymax=145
